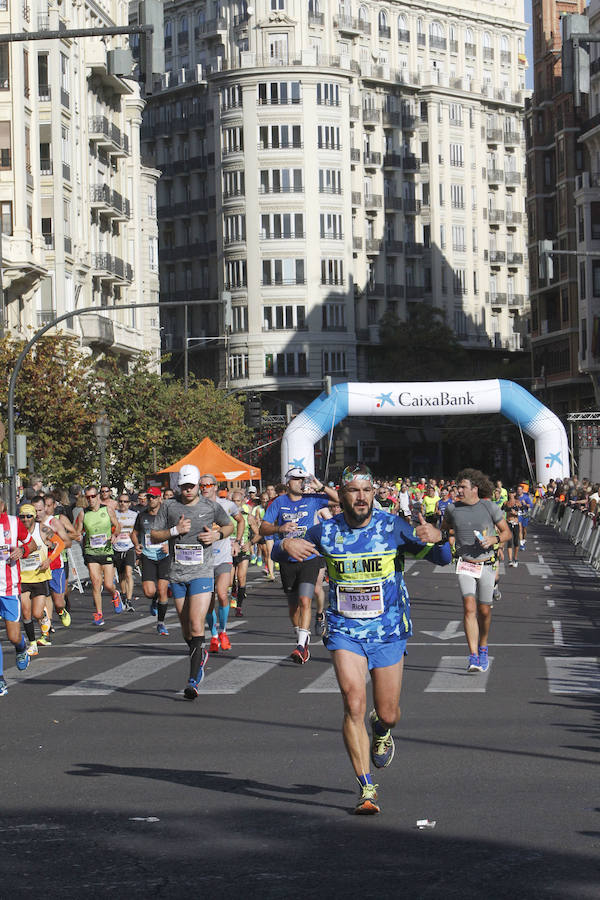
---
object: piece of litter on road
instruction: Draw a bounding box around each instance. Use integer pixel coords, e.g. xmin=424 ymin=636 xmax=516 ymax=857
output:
xmin=544 ymin=586 xmax=552 ymax=591
xmin=129 ymin=816 xmax=160 ymax=822
xmin=416 ymin=819 xmax=436 ymax=829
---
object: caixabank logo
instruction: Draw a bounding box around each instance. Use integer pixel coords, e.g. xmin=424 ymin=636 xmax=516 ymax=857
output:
xmin=397 ymin=390 xmax=476 ymax=408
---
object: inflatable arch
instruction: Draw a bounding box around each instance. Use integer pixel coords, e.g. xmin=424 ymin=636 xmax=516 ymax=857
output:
xmin=281 ymin=380 xmax=570 ymax=482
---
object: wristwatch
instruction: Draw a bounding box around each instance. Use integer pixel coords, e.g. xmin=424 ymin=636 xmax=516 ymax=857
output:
xmin=436 ymin=529 xmax=450 ymax=544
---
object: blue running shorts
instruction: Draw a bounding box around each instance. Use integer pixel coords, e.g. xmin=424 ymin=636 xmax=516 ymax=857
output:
xmin=50 ymin=568 xmax=66 ymax=595
xmin=0 ymin=594 xmax=21 ymax=622
xmin=170 ymin=577 xmax=214 ymax=599
xmin=324 ymin=631 xmax=407 ymax=669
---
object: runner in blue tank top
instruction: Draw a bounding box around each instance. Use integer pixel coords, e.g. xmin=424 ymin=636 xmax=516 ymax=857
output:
xmin=281 ymin=463 xmax=452 ymax=816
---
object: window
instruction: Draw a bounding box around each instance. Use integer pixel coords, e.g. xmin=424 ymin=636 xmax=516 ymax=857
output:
xmin=398 ymin=14 xmax=409 ymax=42
xmin=449 ymin=103 xmax=462 ymax=125
xmin=262 ymin=257 xmax=305 ymax=285
xmin=257 ymin=81 xmax=301 ymax=104
xmin=321 ymin=258 xmax=344 ymax=285
xmin=149 ymin=237 xmax=158 ymax=271
xmin=224 ymin=214 xmax=246 ymax=243
xmin=322 ymin=303 xmax=346 ymax=329
xmin=593 ymin=261 xmax=600 ymax=297
xmin=259 ymin=124 xmax=302 ymax=149
xmin=591 ymin=202 xmax=600 ymax=240
xmin=225 ymin=259 xmax=247 ymax=289
xmin=320 ymin=213 xmax=343 ymax=239
xmin=263 ymin=304 xmax=306 ymax=329
xmin=60 ymin=52 xmax=69 ymax=92
xmin=265 ymin=351 xmax=307 ymax=376
xmin=221 ymin=85 xmax=242 ymax=109
xmin=450 ymin=183 xmax=464 ymax=208
xmin=317 ymin=125 xmax=341 ymax=149
xmin=452 ymin=225 xmax=466 ymax=251
xmin=222 ymin=126 xmax=243 ymax=154
xmin=164 ymin=20 xmax=172 ymax=48
xmin=450 ymin=143 xmax=464 ymax=166
xmin=223 ymin=170 xmax=245 ymax=198
xmin=260 ymin=168 xmax=303 ymax=193
xmin=323 ymin=350 xmax=346 ymax=373
xmin=260 ymin=212 xmax=304 ymax=239
xmin=0 ymin=121 xmax=10 ymax=169
xmin=23 ymin=48 xmax=29 ymax=98
xmin=453 ymin=268 xmax=467 ymax=294
xmin=0 ymin=45 xmax=9 ymax=89
xmin=1 ymin=200 xmax=12 ymax=235
xmin=319 ymin=168 xmax=342 ymax=193
xmin=229 ymin=353 xmax=249 ymax=379
xmin=232 ymin=306 xmax=248 ymax=333
xmin=316 ymin=83 xmax=339 ymax=105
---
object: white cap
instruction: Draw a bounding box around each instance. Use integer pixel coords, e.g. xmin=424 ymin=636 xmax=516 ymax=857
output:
xmin=178 ymin=464 xmax=200 ymax=486
xmin=247 ymin=485 xmax=258 ymax=493
xmin=285 ymin=466 xmax=308 ymax=482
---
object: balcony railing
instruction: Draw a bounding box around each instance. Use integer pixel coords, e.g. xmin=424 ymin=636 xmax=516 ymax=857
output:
xmin=488 ymin=250 xmax=506 ymax=263
xmin=363 ymin=150 xmax=381 ymax=165
xmin=483 ymin=47 xmax=494 ymax=61
xmin=351 ymin=191 xmax=362 ymax=206
xmin=508 ymin=293 xmax=525 ymax=307
xmin=383 ymin=153 xmax=403 ymax=168
xmin=38 ymin=83 xmax=51 ymax=101
xmin=487 ymin=169 xmax=504 ymax=183
xmin=386 ymin=240 xmax=403 ymax=252
xmin=486 ymin=292 xmax=507 ymax=305
xmin=334 ymin=14 xmax=360 ymax=32
xmin=350 ymin=148 xmax=361 ymax=162
xmin=37 ymin=310 xmax=56 ymax=327
xmin=504 ymin=131 xmax=521 ymax=144
xmin=429 ymin=35 xmax=446 ymax=50
xmin=507 ymin=252 xmax=523 ymax=265
xmin=403 ymin=199 xmax=422 ymax=213
xmin=384 ymin=196 xmax=403 ymax=210
xmin=486 ymin=128 xmax=503 ymax=142
xmin=488 ymin=209 xmax=504 ymax=223
xmin=366 ymin=238 xmax=383 ymax=252
xmin=379 ymin=26 xmax=391 ymax=39
xmin=465 ymin=42 xmax=476 ymax=56
xmin=353 ymin=236 xmax=362 ymax=250
xmin=398 ymin=29 xmax=409 ymax=42
xmin=364 ymin=194 xmax=382 ymax=208
xmin=405 ymin=242 xmax=424 ymax=255
xmin=505 ymin=171 xmax=521 ymax=185
xmin=40 ymin=158 xmax=52 ymax=175
xmin=506 ymin=211 xmax=522 ymax=225
xmin=405 ymin=285 xmax=425 ymax=298
xmin=308 ymin=12 xmax=324 ymax=25
xmin=42 ymin=233 xmax=54 ymax=249
xmin=501 ymin=51 xmax=511 ymax=64
xmin=362 ymin=107 xmax=380 ymax=123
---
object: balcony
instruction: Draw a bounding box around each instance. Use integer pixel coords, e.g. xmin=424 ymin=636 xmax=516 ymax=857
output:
xmin=36 ymin=309 xmax=56 ymax=327
xmin=64 ymin=236 xmax=72 ymax=254
xmin=483 ymin=47 xmax=494 ymax=61
xmin=385 ymin=240 xmax=403 ymax=252
xmin=505 ymin=171 xmax=521 ymax=186
xmin=350 ymin=148 xmax=361 ymax=162
xmin=384 ymin=152 xmax=403 ymax=168
xmin=398 ymin=29 xmax=410 ymax=42
xmin=405 ymin=285 xmax=425 ymax=298
xmin=81 ymin=314 xmax=115 ymax=347
xmin=488 ymin=209 xmax=504 ymax=224
xmin=504 ymin=130 xmax=521 ymax=145
xmin=159 ymin=242 xmax=214 ymax=261
xmin=88 ymin=116 xmax=129 ymax=155
xmin=450 ymin=39 xmax=458 ymax=53
xmin=308 ymin=12 xmax=324 ymax=25
xmin=488 ymin=250 xmax=506 ymax=263
xmin=487 ymin=168 xmax=504 ymax=184
xmin=334 ymin=14 xmax=360 ymax=34
xmin=353 ymin=236 xmax=362 ymax=250
xmin=507 ymin=252 xmax=523 ymax=265
xmin=38 ymin=83 xmax=51 ymax=102
xmin=364 ymin=194 xmax=382 ymax=209
xmin=402 ymin=114 xmax=418 ymax=130
xmin=486 ymin=292 xmax=507 ymax=306
xmin=367 ymin=283 xmax=385 ymax=296
xmin=403 ymin=199 xmax=421 ymax=214
xmin=40 ymin=158 xmax=53 ymax=175
xmin=160 ymin=155 xmax=209 ymax=177
xmin=42 ymin=232 xmax=54 ymax=250
xmin=508 ymin=293 xmax=525 ymax=308
xmin=362 ymin=107 xmax=381 ymax=124
xmin=405 ymin=242 xmax=423 ymax=255
xmin=351 ymin=191 xmax=362 ymax=206
xmin=417 ymin=33 xmax=426 ymax=47
xmin=366 ymin=238 xmax=383 ymax=253
xmin=501 ymin=51 xmax=511 ymax=65
xmin=89 ymin=185 xmax=130 ymax=219
xmin=382 ymin=110 xmax=400 ymax=126
xmin=386 ymin=284 xmax=404 ymax=297
xmin=195 ymin=17 xmax=227 ymax=38
xmin=384 ymin=196 xmax=403 ymax=210
xmin=403 ymin=156 xmax=420 ymax=171
xmin=429 ymin=36 xmax=446 ymax=50
xmin=506 ymin=211 xmax=522 ymax=226
xmin=379 ymin=26 xmax=391 ymax=39
xmin=363 ymin=150 xmax=381 ymax=166
xmin=465 ymin=42 xmax=476 ymax=56
xmin=350 ymin=105 xmax=360 ymax=120
xmin=486 ymin=128 xmax=503 ymax=143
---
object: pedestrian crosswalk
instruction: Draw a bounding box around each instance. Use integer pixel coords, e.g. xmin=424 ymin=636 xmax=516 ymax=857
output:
xmin=3 ymin=649 xmax=598 ymax=697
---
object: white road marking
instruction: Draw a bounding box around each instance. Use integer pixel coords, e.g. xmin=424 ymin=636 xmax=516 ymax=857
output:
xmin=200 ymin=655 xmax=286 ymax=694
xmin=70 ymin=612 xmax=176 ymax=646
xmin=300 ymin=667 xmax=369 ymax=693
xmin=421 ymin=621 xmax=463 ymax=640
xmin=526 ymin=563 xmax=550 ymax=577
xmin=424 ymin=656 xmax=493 ymax=692
xmin=545 ymin=658 xmax=600 ymax=694
xmin=4 ymin=657 xmax=85 ymax=687
xmin=537 ymin=554 xmax=545 ymax=565
xmin=410 ymin=570 xmax=420 ymax=576
xmin=547 ymin=598 xmax=555 ymax=608
xmin=552 ymin=621 xmax=564 ymax=646
xmin=51 ymin=654 xmax=177 ymax=696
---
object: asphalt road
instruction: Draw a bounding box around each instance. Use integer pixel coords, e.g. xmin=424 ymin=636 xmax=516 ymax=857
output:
xmin=0 ymin=522 xmax=598 ymax=899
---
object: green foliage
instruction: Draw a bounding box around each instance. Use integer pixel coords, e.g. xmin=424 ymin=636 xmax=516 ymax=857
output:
xmin=371 ymin=306 xmax=468 ymax=381
xmin=0 ymin=336 xmax=249 ymax=488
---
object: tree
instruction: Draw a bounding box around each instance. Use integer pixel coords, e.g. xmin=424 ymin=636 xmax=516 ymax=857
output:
xmin=371 ymin=306 xmax=468 ymax=382
xmin=0 ymin=335 xmax=97 ymax=485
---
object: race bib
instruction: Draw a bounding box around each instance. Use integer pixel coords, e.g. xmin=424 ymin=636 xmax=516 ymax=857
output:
xmin=20 ymin=553 xmax=40 ymax=571
xmin=456 ymin=558 xmax=483 ymax=579
xmin=145 ymin=533 xmax=165 ymax=551
xmin=90 ymin=533 xmax=108 ymax=549
xmin=0 ymin=544 xmax=9 ymax=561
xmin=336 ymin=582 xmax=384 ymax=619
xmin=174 ymin=543 xmax=204 ymax=565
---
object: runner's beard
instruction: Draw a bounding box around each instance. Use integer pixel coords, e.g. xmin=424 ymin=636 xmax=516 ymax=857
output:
xmin=342 ymin=496 xmax=373 ymax=526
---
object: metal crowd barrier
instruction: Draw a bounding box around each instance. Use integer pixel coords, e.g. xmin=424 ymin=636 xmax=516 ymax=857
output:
xmin=533 ymin=498 xmax=600 ymax=570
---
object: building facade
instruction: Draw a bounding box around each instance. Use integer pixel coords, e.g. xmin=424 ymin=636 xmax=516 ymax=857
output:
xmin=526 ymin=0 xmax=595 ymax=417
xmin=142 ymin=0 xmax=529 ymax=400
xmin=0 ymin=0 xmax=160 ymax=365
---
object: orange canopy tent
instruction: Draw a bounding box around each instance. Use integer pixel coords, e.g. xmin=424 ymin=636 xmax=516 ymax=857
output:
xmin=159 ymin=437 xmax=261 ymax=482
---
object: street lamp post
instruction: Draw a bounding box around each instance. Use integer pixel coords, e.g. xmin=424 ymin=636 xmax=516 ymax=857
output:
xmin=92 ymin=412 xmax=111 ymax=486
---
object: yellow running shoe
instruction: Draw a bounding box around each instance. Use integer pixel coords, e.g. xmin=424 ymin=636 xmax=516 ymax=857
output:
xmin=354 ymin=783 xmax=380 ymax=815
xmin=58 ymin=608 xmax=71 ymax=628
xmin=40 ymin=615 xmax=51 ymax=636
xmin=36 ymin=634 xmax=52 ymax=647
xmin=26 ymin=641 xmax=39 ymax=657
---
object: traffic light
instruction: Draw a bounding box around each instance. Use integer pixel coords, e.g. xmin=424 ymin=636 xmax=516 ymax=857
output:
xmin=246 ymin=394 xmax=262 ymax=429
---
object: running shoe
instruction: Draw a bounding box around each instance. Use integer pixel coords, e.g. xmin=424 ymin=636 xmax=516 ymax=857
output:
xmin=27 ymin=641 xmax=39 ymax=657
xmin=266 ymin=574 xmax=275 ymax=582
xmin=122 ymin=599 xmax=135 ymax=613
xmin=183 ymin=649 xmax=208 ymax=699
xmin=230 ymin=597 xmax=237 ymax=609
xmin=36 ymin=634 xmax=52 ymax=647
xmin=40 ymin=615 xmax=51 ymax=636
xmin=156 ymin=622 xmax=169 ymax=636
xmin=256 ymin=558 xmax=263 ymax=567
xmin=315 ymin=613 xmax=326 ymax=637
xmin=354 ymin=783 xmax=380 ymax=815
xmin=149 ymin=598 xmax=158 ymax=616
xmin=0 ymin=676 xmax=7 ymax=696
xmin=478 ymin=647 xmax=489 ymax=672
xmin=513 ymin=561 xmax=518 ymax=568
xmin=112 ymin=592 xmax=123 ymax=614
xmin=15 ymin=646 xmax=30 ymax=671
xmin=219 ymin=631 xmax=231 ymax=651
xmin=492 ymin=586 xmax=501 ymax=603
xmin=92 ymin=612 xmax=104 ymax=627
xmin=468 ymin=653 xmax=482 ymax=672
xmin=290 ymin=644 xmax=310 ymax=665
xmin=235 ymin=606 xmax=244 ymax=618
xmin=209 ymin=636 xmax=220 ymax=653
xmin=58 ymin=608 xmax=71 ymax=628
xmin=369 ymin=710 xmax=395 ymax=768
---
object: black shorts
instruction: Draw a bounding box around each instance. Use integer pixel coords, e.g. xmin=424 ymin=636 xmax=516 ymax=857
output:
xmin=84 ymin=553 xmax=114 ymax=567
xmin=233 ymin=552 xmax=251 ymax=565
xmin=141 ymin=555 xmax=171 ymax=584
xmin=114 ymin=548 xmax=136 ymax=572
xmin=21 ymin=581 xmax=50 ymax=598
xmin=509 ymin=522 xmax=520 ymax=548
xmin=279 ymin=557 xmax=324 ymax=600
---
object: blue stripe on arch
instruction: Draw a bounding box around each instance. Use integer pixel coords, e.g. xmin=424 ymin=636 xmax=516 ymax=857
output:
xmin=302 ymin=383 xmax=349 ymax=434
xmin=499 ymin=379 xmax=545 ymax=429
